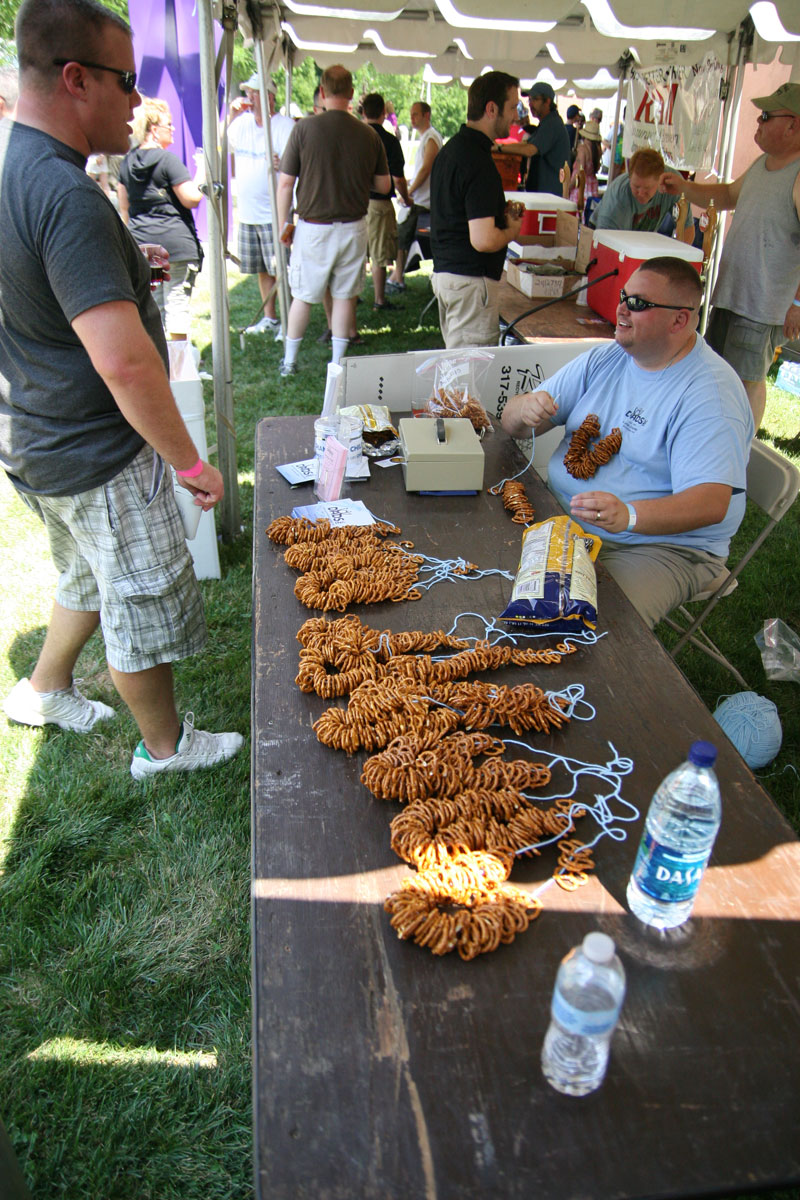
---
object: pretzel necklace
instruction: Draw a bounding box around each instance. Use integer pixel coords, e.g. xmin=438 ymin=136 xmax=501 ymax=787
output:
xmin=563 ymin=413 xmax=622 ymax=481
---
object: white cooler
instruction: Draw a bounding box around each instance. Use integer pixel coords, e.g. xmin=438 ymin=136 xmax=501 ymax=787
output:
xmin=586 ymin=230 xmax=703 ymax=325
xmin=504 ymin=191 xmax=577 ymax=238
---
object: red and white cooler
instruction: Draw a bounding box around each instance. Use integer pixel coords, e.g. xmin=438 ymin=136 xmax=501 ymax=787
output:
xmin=586 ymin=230 xmax=703 ymax=325
xmin=504 ymin=191 xmax=577 ymax=238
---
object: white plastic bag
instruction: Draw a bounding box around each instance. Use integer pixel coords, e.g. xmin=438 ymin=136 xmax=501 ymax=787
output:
xmin=754 ymin=618 xmax=800 ymax=682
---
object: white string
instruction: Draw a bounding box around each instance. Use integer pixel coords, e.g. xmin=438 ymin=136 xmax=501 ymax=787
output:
xmin=501 ymin=738 xmax=640 ymax=888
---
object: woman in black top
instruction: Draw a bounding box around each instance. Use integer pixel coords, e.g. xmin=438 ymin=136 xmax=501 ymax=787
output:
xmin=118 ymin=97 xmax=203 ymax=339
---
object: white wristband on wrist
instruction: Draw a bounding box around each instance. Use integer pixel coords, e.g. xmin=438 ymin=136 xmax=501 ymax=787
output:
xmin=793 ymin=299 xmax=800 ymax=307
xmin=626 ymin=503 xmax=637 ymax=530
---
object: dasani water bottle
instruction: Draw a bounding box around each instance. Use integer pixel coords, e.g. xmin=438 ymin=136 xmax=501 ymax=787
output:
xmin=541 ymin=932 xmax=626 ymax=1096
xmin=627 ymin=740 xmax=721 ymax=929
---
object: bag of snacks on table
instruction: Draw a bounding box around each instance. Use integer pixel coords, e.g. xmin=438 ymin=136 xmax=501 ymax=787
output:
xmin=413 ymin=349 xmax=494 ymax=435
xmin=500 ymin=515 xmax=601 ymax=634
xmin=338 ymin=404 xmax=399 ymax=458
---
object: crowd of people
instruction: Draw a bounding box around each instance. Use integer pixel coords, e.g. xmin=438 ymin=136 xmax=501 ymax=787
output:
xmin=0 ymin=0 xmax=798 ymax=770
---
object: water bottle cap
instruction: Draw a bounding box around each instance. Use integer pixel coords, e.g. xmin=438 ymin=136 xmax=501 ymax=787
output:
xmin=582 ymin=931 xmax=615 ymax=964
xmin=688 ymin=740 xmax=717 ymax=768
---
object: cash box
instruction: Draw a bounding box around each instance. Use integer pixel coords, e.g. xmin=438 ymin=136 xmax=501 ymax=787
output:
xmin=399 ymin=417 xmax=485 ymax=493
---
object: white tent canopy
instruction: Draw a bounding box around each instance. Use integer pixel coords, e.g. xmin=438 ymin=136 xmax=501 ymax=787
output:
xmin=196 ymin=0 xmax=797 ymax=538
xmin=237 ymin=0 xmax=799 ymax=82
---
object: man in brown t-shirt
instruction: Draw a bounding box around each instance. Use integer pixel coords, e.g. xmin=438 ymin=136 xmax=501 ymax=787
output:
xmin=276 ymin=65 xmax=390 ymax=377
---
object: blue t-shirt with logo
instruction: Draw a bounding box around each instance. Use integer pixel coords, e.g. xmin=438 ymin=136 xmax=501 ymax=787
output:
xmin=542 ymin=337 xmax=753 ymax=556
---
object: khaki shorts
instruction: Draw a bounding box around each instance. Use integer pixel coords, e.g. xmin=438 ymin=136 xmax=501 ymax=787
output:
xmin=706 ymin=307 xmax=783 ymax=384
xmin=288 ymin=217 xmax=368 ymax=304
xmin=431 ymin=272 xmax=501 ymax=348
xmin=366 ymin=199 xmax=397 ymax=268
xmin=24 ymin=445 xmax=207 ymax=673
xmin=598 ymin=541 xmax=728 ymax=630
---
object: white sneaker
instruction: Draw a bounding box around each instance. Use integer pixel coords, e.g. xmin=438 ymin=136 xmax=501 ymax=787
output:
xmin=130 ymin=712 xmax=244 ymax=779
xmin=245 ymin=315 xmax=280 ymax=335
xmin=3 ymin=677 xmax=116 ymax=732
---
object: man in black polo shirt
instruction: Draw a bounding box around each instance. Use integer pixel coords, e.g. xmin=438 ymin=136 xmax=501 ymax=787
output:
xmin=430 ymin=71 xmax=523 ymax=348
xmin=363 ymin=92 xmax=410 ymax=311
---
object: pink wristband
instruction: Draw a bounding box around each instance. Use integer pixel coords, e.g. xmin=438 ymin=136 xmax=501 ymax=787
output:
xmin=176 ymin=457 xmax=203 ymax=479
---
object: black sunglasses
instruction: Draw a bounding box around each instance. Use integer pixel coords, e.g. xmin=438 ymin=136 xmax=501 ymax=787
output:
xmin=759 ymin=110 xmax=795 ymax=123
xmin=619 ymin=287 xmax=695 ymax=313
xmin=52 ymin=58 xmax=137 ymax=94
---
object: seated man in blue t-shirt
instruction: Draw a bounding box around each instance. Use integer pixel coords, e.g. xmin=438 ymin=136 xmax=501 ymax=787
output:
xmin=501 ymin=256 xmax=754 ymax=628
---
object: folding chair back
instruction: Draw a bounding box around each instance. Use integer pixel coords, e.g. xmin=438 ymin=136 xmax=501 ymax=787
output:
xmin=666 ymin=440 xmax=800 ymax=686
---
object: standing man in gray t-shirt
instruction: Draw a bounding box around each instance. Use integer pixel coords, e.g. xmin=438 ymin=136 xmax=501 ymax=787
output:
xmin=661 ymin=83 xmax=800 ymax=429
xmin=0 ymin=0 xmax=243 ymax=777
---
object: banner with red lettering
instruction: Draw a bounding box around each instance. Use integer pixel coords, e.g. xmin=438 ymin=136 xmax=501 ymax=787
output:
xmin=622 ymin=53 xmax=724 ymax=171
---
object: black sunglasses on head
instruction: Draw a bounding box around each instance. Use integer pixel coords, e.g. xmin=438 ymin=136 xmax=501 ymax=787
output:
xmin=619 ymin=287 xmax=695 ymax=313
xmin=52 ymin=58 xmax=137 ymax=94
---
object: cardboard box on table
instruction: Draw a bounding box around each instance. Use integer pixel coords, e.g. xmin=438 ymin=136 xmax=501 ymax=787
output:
xmin=504 ymin=208 xmax=581 ymax=299
xmin=587 ymin=229 xmax=703 ymax=325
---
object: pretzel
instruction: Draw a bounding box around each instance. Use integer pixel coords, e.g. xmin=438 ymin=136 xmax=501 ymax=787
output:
xmin=563 ymin=413 xmax=622 ymax=480
xmin=313 ymin=677 xmax=571 ymax=754
xmin=389 ymin=788 xmax=574 ymax=869
xmin=426 ymin=387 xmax=492 ymax=433
xmin=294 ymin=613 xmax=576 ymax=697
xmin=361 ymin=730 xmax=551 ymax=803
xmin=384 ymin=853 xmax=541 ymax=959
xmin=489 ymin=479 xmax=535 ymax=525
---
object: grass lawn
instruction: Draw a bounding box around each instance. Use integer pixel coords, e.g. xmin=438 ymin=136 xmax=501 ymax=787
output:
xmin=1 ymin=257 xmax=798 ymax=1198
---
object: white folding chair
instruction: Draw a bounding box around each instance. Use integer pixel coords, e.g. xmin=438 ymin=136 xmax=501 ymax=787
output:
xmin=664 ymin=440 xmax=800 ymax=687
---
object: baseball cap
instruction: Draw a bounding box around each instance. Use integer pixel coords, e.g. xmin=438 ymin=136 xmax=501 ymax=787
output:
xmin=566 ymin=104 xmax=581 ymax=119
xmin=522 ymin=81 xmax=555 ymax=101
xmin=752 ymin=82 xmax=800 ymax=116
xmin=242 ymin=72 xmax=276 ymax=96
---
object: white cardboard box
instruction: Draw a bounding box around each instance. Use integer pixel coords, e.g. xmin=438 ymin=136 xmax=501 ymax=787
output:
xmin=506 ymin=260 xmax=572 ymax=298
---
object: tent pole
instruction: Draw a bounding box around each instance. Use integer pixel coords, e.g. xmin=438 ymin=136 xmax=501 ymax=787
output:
xmin=607 ymin=53 xmax=630 ymax=184
xmin=700 ymin=21 xmax=750 ymax=332
xmin=198 ymin=0 xmax=240 ymax=542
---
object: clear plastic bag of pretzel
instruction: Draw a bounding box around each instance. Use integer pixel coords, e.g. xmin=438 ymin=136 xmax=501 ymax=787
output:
xmin=413 ymin=349 xmax=495 ymax=436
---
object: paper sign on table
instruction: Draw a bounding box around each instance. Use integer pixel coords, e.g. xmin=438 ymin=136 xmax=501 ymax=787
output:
xmin=290 ymin=499 xmax=376 ymax=527
xmin=276 ymin=458 xmax=316 ymax=486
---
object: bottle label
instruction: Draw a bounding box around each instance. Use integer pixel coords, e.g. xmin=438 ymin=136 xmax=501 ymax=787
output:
xmin=632 ymin=831 xmax=711 ymax=903
xmin=551 ymin=990 xmax=619 ymax=1036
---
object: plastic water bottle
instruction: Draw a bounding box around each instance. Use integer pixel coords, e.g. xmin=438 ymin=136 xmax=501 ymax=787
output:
xmin=541 ymin=932 xmax=626 ymax=1096
xmin=626 ymin=740 xmax=721 ymax=930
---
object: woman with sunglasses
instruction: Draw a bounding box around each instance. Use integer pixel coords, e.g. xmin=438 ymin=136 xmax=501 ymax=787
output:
xmin=660 ymin=82 xmax=800 ymax=430
xmin=501 ymin=256 xmax=753 ymax=630
xmin=118 ymin=96 xmax=204 ymax=340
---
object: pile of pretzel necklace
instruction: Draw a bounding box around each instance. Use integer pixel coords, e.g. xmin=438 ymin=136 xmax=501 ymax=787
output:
xmin=293 ymin=605 xmax=595 ymax=964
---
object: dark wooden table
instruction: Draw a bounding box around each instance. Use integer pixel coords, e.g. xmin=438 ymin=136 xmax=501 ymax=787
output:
xmin=499 ymin=275 xmax=615 ymax=342
xmin=252 ymin=415 xmax=800 ymax=1200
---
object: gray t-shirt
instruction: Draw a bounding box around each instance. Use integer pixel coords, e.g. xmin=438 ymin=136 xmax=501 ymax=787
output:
xmin=0 ymin=121 xmax=167 ymax=496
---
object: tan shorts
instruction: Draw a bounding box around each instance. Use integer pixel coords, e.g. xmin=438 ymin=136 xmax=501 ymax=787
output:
xmin=366 ymin=199 xmax=397 ymax=268
xmin=288 ymin=217 xmax=368 ymax=304
xmin=431 ymin=272 xmax=501 ymax=348
xmin=597 ymin=541 xmax=727 ymax=630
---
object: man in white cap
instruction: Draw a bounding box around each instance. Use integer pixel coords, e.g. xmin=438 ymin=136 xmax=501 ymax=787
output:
xmin=228 ymin=72 xmax=295 ymax=336
xmin=661 ymin=81 xmax=800 ymax=428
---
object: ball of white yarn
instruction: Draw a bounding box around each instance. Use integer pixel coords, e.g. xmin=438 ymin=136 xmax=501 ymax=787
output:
xmin=713 ymin=692 xmax=782 ymax=769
